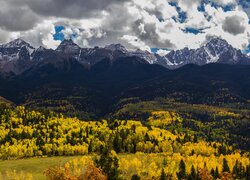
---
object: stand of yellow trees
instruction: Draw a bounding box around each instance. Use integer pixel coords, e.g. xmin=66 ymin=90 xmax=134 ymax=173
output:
xmin=0 ymin=106 xmax=249 ymax=179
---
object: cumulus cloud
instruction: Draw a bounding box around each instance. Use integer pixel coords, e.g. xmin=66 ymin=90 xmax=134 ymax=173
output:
xmin=222 ymin=15 xmax=246 ymax=35
xmin=0 ymin=0 xmax=249 ymax=52
xmin=0 ymin=1 xmax=40 ymax=31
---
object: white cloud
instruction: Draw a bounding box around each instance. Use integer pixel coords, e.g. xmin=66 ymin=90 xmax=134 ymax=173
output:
xmin=6 ymin=20 xmax=61 ymax=49
xmin=156 ymin=49 xmax=170 ymax=56
xmin=183 ymin=6 xmax=211 ymax=29
xmin=0 ymin=0 xmax=249 ymax=52
xmin=121 ymin=35 xmax=151 ymax=51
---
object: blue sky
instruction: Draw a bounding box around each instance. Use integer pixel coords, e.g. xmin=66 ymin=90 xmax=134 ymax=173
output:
xmin=53 ymin=26 xmax=65 ymax=41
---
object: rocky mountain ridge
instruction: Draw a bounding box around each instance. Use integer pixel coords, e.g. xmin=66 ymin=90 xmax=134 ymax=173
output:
xmin=0 ymin=38 xmax=249 ymax=75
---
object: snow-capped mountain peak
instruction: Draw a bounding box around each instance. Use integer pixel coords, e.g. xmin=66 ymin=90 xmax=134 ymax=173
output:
xmin=206 ymin=37 xmax=229 ymax=46
xmin=105 ymin=43 xmax=127 ymax=52
xmin=162 ymin=37 xmax=248 ymax=68
xmin=1 ymin=38 xmax=33 ymax=49
xmin=0 ymin=38 xmax=35 ymax=59
xmin=0 ymin=38 xmax=35 ymax=61
xmin=56 ymin=39 xmax=81 ymax=59
xmin=56 ymin=39 xmax=80 ymax=51
xmin=129 ymin=49 xmax=158 ymax=64
xmin=204 ymin=38 xmax=231 ymax=55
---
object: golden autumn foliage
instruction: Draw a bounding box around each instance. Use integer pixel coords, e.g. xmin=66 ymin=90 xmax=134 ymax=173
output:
xmin=0 ymin=170 xmax=33 ymax=180
xmin=0 ymin=107 xmax=249 ymax=179
xmin=148 ymin=111 xmax=182 ymax=127
xmin=44 ymin=157 xmax=107 ymax=180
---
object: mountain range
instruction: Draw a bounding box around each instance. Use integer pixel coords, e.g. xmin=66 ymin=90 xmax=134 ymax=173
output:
xmin=0 ymin=37 xmax=249 ymax=76
xmin=0 ymin=38 xmax=250 ymax=119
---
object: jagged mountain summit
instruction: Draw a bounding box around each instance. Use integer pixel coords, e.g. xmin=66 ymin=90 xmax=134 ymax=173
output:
xmin=160 ymin=38 xmax=249 ymax=69
xmin=0 ymin=39 xmax=35 ymax=75
xmin=0 ymin=37 xmax=249 ymax=75
xmin=0 ymin=38 xmax=34 ymax=50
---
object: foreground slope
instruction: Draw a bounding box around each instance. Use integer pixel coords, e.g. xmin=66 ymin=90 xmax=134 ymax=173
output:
xmin=0 ymin=106 xmax=249 ymax=179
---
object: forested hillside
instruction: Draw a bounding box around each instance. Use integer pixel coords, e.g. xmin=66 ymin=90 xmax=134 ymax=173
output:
xmin=0 ymin=105 xmax=249 ymax=179
xmin=0 ymin=63 xmax=250 ymax=119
